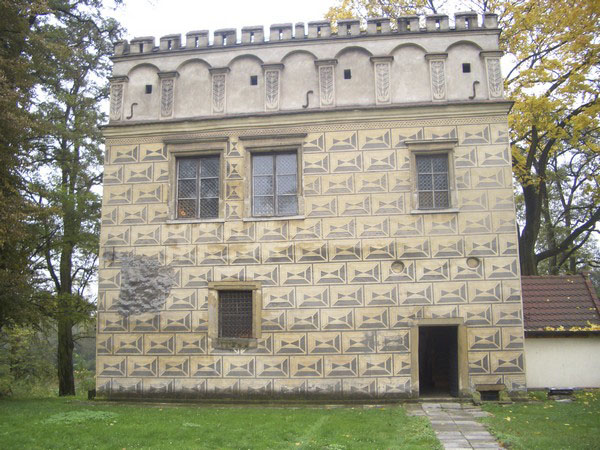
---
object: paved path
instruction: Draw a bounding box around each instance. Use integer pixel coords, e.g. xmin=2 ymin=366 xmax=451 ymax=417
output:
xmin=405 ymin=402 xmax=501 ymax=449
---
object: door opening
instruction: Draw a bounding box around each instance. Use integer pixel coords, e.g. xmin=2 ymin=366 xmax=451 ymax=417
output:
xmin=418 ymin=326 xmax=459 ymax=397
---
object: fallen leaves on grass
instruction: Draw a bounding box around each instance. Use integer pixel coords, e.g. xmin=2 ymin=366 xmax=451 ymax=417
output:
xmin=42 ymin=410 xmax=118 ymax=425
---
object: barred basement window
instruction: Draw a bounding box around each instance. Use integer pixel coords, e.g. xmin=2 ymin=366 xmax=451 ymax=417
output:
xmin=252 ymin=152 xmax=298 ymax=217
xmin=218 ymin=290 xmax=253 ymax=338
xmin=176 ymin=155 xmax=220 ymax=219
xmin=208 ymin=281 xmax=262 ymax=348
xmin=416 ymin=154 xmax=450 ymax=209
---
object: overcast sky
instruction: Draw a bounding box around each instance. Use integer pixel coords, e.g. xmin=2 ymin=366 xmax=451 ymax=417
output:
xmin=113 ymin=0 xmax=332 ymax=41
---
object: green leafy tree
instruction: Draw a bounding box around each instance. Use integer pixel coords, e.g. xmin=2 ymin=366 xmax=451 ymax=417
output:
xmin=0 ymin=0 xmax=49 ymax=329
xmin=326 ymin=0 xmax=600 ymax=275
xmin=16 ymin=1 xmax=124 ymax=396
xmin=0 ymin=325 xmax=55 ymax=396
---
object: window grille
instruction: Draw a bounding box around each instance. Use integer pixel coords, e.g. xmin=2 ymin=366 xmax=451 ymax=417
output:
xmin=176 ymin=156 xmax=219 ymax=219
xmin=218 ymin=290 xmax=253 ymax=338
xmin=252 ymin=152 xmax=298 ymax=217
xmin=416 ymin=154 xmax=450 ymax=209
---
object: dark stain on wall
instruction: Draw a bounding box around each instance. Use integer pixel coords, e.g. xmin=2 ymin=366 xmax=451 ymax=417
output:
xmin=115 ymin=255 xmax=175 ymax=316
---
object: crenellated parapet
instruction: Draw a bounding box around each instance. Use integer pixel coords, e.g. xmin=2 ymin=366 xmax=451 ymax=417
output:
xmin=109 ymin=13 xmax=504 ymax=123
xmin=114 ymin=13 xmax=498 ymax=56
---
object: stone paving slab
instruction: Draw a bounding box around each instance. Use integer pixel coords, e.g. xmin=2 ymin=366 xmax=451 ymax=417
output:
xmin=411 ymin=402 xmax=502 ymax=450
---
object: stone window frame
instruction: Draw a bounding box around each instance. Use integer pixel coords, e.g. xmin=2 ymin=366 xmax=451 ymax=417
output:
xmin=208 ymin=281 xmax=262 ymax=349
xmin=406 ymin=138 xmax=459 ymax=214
xmin=239 ymin=133 xmax=307 ymax=221
xmin=165 ymin=137 xmax=228 ymax=223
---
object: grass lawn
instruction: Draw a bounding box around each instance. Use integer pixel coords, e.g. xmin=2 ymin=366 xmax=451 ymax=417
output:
xmin=0 ymin=397 xmax=440 ymax=449
xmin=481 ymin=390 xmax=600 ymax=449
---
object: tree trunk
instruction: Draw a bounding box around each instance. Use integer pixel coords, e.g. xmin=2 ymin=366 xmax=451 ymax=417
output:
xmin=519 ymin=184 xmax=542 ymax=275
xmin=57 ymin=316 xmax=75 ymax=396
xmin=57 ymin=155 xmax=76 ymax=396
xmin=519 ymin=230 xmax=538 ymax=275
xmin=542 ymin=197 xmax=559 ymax=275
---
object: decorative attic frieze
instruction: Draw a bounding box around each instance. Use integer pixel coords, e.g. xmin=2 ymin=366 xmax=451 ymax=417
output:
xmin=109 ymin=14 xmax=505 ymax=122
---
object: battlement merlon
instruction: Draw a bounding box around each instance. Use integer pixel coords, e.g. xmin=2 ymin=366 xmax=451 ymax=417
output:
xmin=112 ymin=13 xmax=499 ymax=58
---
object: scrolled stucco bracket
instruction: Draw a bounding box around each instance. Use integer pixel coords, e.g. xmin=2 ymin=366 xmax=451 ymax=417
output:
xmin=425 ymin=53 xmax=448 ymax=102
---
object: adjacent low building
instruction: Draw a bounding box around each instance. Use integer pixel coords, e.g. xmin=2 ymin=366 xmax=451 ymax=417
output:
xmin=96 ymin=13 xmax=526 ymax=399
xmin=522 ymin=274 xmax=600 ymax=389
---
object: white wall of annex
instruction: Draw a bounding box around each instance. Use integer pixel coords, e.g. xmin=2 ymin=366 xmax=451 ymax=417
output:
xmin=525 ymin=336 xmax=600 ymax=388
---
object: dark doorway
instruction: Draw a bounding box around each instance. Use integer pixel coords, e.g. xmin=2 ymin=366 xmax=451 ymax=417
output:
xmin=418 ymin=326 xmax=459 ymax=397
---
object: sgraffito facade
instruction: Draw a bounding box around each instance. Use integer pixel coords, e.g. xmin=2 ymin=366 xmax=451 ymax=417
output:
xmin=97 ymin=13 xmax=526 ymax=399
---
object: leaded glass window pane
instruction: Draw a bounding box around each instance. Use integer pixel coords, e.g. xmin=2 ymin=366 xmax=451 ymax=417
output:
xmin=253 ymin=176 xmax=274 ymax=196
xmin=276 ymin=153 xmax=296 ymax=174
xmin=252 ymin=152 xmax=298 ymax=217
xmin=419 ymin=191 xmax=434 ymax=209
xmin=178 ymin=179 xmax=196 ymax=199
xmin=201 ymin=178 xmax=219 ymax=198
xmin=254 ymin=196 xmax=275 ymax=216
xmin=434 ymin=191 xmax=449 ymax=208
xmin=201 ymin=157 xmax=219 ymax=177
xmin=277 ymin=195 xmax=298 ymax=216
xmin=253 ymin=155 xmax=273 ymax=175
xmin=434 ymin=173 xmax=448 ymax=190
xmin=418 ymin=173 xmax=433 ymax=191
xmin=176 ymin=156 xmax=219 ymax=219
xmin=177 ymin=199 xmax=196 ymax=218
xmin=277 ymin=175 xmax=296 ymax=195
xmin=416 ymin=154 xmax=450 ymax=209
xmin=178 ymin=159 xmax=198 ymax=179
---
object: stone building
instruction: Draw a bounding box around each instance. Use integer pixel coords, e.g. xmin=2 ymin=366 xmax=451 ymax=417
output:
xmin=97 ymin=12 xmax=526 ymax=399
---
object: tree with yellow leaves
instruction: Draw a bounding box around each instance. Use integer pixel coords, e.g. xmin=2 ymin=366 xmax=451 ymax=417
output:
xmin=327 ymin=0 xmax=600 ymax=276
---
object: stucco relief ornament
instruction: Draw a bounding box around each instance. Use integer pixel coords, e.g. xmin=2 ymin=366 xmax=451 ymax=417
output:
xmin=319 ymin=65 xmax=334 ymax=106
xmin=265 ymin=70 xmax=280 ymax=110
xmin=160 ymin=78 xmax=174 ymax=117
xmin=430 ymin=60 xmax=446 ymax=100
xmin=212 ymin=74 xmax=226 ymax=113
xmin=109 ymin=83 xmax=123 ymax=121
xmin=375 ymin=63 xmax=391 ymax=104
xmin=487 ymin=58 xmax=503 ymax=98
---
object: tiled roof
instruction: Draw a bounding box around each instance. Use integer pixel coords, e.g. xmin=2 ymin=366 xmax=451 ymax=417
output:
xmin=521 ymin=273 xmax=600 ymax=332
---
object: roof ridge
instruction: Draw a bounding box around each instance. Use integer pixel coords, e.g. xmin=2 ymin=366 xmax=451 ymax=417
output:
xmin=581 ymin=272 xmax=600 ymax=319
